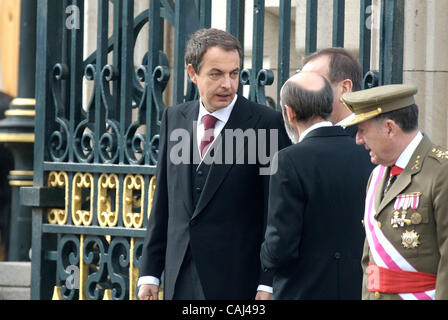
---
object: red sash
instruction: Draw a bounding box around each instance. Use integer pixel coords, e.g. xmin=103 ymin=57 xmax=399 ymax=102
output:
xmin=368 ymin=263 xmax=436 ymax=294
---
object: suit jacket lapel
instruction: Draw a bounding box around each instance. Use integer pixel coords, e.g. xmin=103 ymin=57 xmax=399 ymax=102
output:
xmin=178 ymin=101 xmax=199 ymax=216
xmin=375 ymin=135 xmax=432 ymax=217
xmin=192 ymin=96 xmax=255 ymax=219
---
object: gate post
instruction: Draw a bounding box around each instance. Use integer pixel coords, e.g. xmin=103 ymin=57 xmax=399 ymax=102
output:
xmin=0 ymin=0 xmax=37 ymax=261
xmin=379 ymin=0 xmax=405 ymax=85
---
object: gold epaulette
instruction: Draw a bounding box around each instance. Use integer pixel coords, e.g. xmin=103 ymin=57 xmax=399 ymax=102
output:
xmin=430 ymin=147 xmax=448 ymax=162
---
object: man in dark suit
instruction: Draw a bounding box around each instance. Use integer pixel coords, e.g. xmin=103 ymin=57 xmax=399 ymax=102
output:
xmin=260 ymin=71 xmax=372 ymax=299
xmin=301 ymin=47 xmax=363 ymax=138
xmin=138 ymin=28 xmax=290 ymax=300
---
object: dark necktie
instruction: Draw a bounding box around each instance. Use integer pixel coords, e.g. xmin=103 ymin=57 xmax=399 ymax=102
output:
xmin=200 ymin=114 xmax=218 ymax=158
xmin=384 ymin=165 xmax=403 ymax=194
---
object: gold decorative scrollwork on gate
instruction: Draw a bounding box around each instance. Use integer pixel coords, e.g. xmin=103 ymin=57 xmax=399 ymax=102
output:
xmin=148 ymin=175 xmax=156 ymax=220
xmin=47 ymin=171 xmax=69 ymax=225
xmin=97 ymin=173 xmax=119 ymax=227
xmin=129 ymin=237 xmax=139 ymax=300
xmin=123 ymin=174 xmax=145 ymax=228
xmin=72 ymin=173 xmax=94 ymax=226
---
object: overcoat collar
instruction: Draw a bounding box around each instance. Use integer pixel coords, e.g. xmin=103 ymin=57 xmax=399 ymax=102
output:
xmin=301 ymin=125 xmax=348 ymax=141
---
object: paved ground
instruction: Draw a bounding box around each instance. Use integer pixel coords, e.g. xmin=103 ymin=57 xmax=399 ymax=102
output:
xmin=0 ymin=262 xmax=30 ymax=300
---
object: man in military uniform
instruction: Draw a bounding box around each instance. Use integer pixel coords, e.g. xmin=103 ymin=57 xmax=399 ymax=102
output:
xmin=342 ymin=84 xmax=448 ymax=300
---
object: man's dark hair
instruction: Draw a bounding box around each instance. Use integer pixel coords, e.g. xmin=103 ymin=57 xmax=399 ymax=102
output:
xmin=303 ymin=47 xmax=363 ymax=91
xmin=375 ymin=104 xmax=419 ymax=133
xmin=281 ymin=75 xmax=333 ymax=122
xmin=185 ymin=28 xmax=243 ymax=73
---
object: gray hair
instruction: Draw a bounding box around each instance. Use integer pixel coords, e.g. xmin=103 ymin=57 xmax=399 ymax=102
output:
xmin=280 ymin=76 xmax=334 ymax=122
xmin=375 ymin=104 xmax=419 ymax=133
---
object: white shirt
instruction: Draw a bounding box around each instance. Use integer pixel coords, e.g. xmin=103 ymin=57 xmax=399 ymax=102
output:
xmin=137 ymin=94 xmax=273 ymax=293
xmin=395 ymin=131 xmax=423 ymax=169
xmin=196 ymin=95 xmax=237 ymax=158
xmin=335 ymin=113 xmax=355 ymax=128
xmin=299 ymin=121 xmax=333 ymax=143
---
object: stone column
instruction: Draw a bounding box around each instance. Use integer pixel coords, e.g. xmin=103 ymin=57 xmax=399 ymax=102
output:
xmin=0 ymin=0 xmax=36 ymax=261
xmin=370 ymin=0 xmax=448 ymax=147
xmin=402 ymin=0 xmax=448 ymax=147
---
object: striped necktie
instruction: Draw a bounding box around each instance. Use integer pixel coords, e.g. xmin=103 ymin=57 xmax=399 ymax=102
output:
xmin=200 ymin=114 xmax=218 ymax=158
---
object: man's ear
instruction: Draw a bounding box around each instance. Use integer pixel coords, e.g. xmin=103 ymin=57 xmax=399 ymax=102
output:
xmin=337 ymin=79 xmax=354 ymax=102
xmin=285 ymin=105 xmax=296 ymax=124
xmin=384 ymin=119 xmax=399 ymax=137
xmin=187 ymin=64 xmax=198 ymax=84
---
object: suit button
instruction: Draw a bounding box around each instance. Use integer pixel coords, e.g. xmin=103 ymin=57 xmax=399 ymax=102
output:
xmin=196 ymin=187 xmax=202 ymax=193
xmin=190 ymin=220 xmax=197 ymax=226
xmin=334 ymin=252 xmax=341 ymax=259
xmin=197 ymin=170 xmax=203 ymax=176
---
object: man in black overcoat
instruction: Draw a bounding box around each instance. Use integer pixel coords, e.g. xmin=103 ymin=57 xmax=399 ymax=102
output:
xmin=261 ymin=71 xmax=373 ymax=299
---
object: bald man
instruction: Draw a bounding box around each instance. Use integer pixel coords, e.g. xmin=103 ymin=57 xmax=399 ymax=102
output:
xmin=260 ymin=72 xmax=372 ymax=299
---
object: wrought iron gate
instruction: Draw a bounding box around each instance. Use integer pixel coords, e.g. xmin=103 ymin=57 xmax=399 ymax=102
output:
xmin=25 ymin=0 xmax=404 ymax=299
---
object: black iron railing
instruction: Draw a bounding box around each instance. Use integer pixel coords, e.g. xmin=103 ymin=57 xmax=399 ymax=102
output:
xmin=21 ymin=0 xmax=404 ymax=299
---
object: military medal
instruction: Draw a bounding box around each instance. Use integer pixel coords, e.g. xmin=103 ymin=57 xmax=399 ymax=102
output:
xmin=402 ymin=194 xmax=411 ymax=216
xmin=391 ymin=195 xmax=410 ymax=228
xmin=401 ymin=230 xmax=420 ymax=249
xmin=410 ymin=192 xmax=422 ymax=225
xmin=392 ymin=193 xmax=422 ymax=228
xmin=392 ymin=196 xmax=402 ymax=228
xmin=411 ymin=212 xmax=422 ymax=225
xmin=391 ymin=210 xmax=401 ymax=228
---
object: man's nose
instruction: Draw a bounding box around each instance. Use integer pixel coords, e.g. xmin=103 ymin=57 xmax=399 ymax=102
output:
xmin=221 ymin=74 xmax=232 ymax=88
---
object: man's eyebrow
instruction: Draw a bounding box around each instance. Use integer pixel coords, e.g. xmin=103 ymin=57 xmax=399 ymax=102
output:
xmin=208 ymin=67 xmax=240 ymax=73
xmin=208 ymin=68 xmax=223 ymax=73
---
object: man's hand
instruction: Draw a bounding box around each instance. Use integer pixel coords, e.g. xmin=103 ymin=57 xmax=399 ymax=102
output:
xmin=138 ymin=284 xmax=159 ymax=300
xmin=255 ymin=290 xmax=272 ymax=300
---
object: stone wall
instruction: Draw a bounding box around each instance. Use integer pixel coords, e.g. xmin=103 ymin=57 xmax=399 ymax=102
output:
xmin=0 ymin=262 xmax=30 ymax=300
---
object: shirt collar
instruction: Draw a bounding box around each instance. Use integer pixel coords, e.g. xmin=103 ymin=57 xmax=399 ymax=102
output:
xmin=198 ymin=94 xmax=238 ymax=124
xmin=336 ymin=113 xmax=355 ymax=127
xmin=395 ymin=131 xmax=423 ymax=169
xmin=299 ymin=121 xmax=333 ymax=142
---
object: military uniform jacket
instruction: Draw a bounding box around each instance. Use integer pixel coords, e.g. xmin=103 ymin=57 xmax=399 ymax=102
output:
xmin=361 ymin=135 xmax=448 ymax=300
